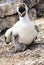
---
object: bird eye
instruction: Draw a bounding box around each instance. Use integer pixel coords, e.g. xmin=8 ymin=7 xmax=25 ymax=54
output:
xmin=23 ymin=4 xmax=25 ymax=7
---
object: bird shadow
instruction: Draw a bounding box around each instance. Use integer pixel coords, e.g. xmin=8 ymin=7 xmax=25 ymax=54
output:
xmin=26 ymin=42 xmax=44 ymax=50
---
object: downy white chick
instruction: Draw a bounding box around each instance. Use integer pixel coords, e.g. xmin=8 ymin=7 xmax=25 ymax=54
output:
xmin=12 ymin=3 xmax=37 ymax=52
xmin=5 ymin=3 xmax=37 ymax=52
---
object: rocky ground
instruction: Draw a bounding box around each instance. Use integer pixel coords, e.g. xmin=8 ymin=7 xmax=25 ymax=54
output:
xmin=0 ymin=0 xmax=44 ymax=32
xmin=0 ymin=18 xmax=44 ymax=65
xmin=0 ymin=0 xmax=44 ymax=65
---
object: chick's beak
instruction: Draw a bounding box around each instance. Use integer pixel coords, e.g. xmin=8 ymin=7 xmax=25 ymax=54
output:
xmin=18 ymin=5 xmax=26 ymax=17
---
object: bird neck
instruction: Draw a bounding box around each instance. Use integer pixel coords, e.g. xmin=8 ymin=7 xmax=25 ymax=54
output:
xmin=19 ymin=12 xmax=30 ymax=22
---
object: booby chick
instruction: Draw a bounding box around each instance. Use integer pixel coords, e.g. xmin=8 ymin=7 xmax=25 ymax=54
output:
xmin=5 ymin=3 xmax=37 ymax=52
xmin=12 ymin=3 xmax=37 ymax=52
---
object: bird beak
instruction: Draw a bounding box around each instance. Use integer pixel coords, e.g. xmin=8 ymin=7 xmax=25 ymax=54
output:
xmin=19 ymin=11 xmax=26 ymax=17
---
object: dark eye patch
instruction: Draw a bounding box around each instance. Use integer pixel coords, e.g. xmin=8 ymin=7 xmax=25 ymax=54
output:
xmin=19 ymin=6 xmax=25 ymax=14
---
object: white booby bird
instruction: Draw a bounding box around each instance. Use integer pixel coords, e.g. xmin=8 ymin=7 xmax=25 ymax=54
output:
xmin=12 ymin=3 xmax=37 ymax=44
xmin=5 ymin=3 xmax=37 ymax=52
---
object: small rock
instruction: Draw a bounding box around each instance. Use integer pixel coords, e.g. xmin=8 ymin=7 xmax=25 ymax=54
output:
xmin=29 ymin=8 xmax=37 ymax=20
xmin=0 ymin=15 xmax=19 ymax=32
